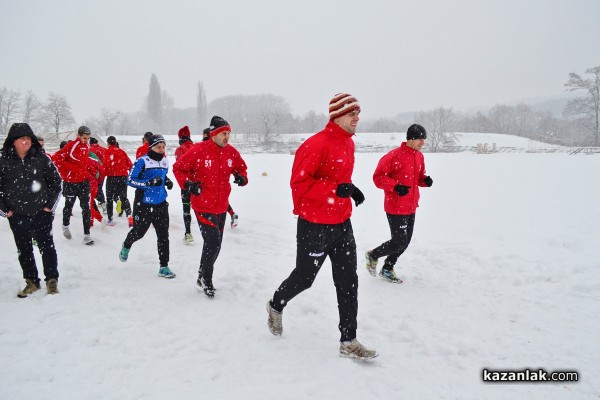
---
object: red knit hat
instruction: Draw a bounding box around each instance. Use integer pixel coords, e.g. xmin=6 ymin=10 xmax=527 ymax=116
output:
xmin=178 ymin=125 xmax=191 ymax=139
xmin=329 ymin=93 xmax=360 ymax=120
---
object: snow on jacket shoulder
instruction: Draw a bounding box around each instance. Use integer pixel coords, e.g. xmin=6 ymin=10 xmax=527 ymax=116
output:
xmin=51 ymin=138 xmax=90 ymax=183
xmin=290 ymin=121 xmax=355 ymax=224
xmin=373 ymin=142 xmax=427 ymax=215
xmin=104 ymin=145 xmax=133 ymax=176
xmin=172 ymin=140 xmax=248 ymax=214
xmin=128 ymin=155 xmax=169 ymax=205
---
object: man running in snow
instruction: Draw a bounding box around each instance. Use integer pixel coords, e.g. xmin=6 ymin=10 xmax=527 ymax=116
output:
xmin=265 ymin=93 xmax=377 ymax=360
xmin=51 ymin=126 xmax=95 ymax=245
xmin=104 ymin=136 xmax=133 ymax=227
xmin=118 ymin=135 xmax=175 ymax=279
xmin=365 ymin=124 xmax=433 ymax=283
xmin=174 ymin=125 xmax=195 ymax=242
xmin=173 ymin=116 xmax=248 ymax=297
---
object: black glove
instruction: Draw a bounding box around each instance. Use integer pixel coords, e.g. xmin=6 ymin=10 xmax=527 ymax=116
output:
xmin=147 ymin=177 xmax=163 ymax=187
xmin=185 ymin=181 xmax=202 ymax=196
xmin=336 ymin=183 xmax=355 ymax=198
xmin=424 ymin=176 xmax=433 ymax=187
xmin=165 ymin=177 xmax=173 ymax=190
xmin=394 ymin=184 xmax=410 ymax=196
xmin=233 ymin=173 xmax=247 ymax=187
xmin=350 ymin=186 xmax=365 ymax=206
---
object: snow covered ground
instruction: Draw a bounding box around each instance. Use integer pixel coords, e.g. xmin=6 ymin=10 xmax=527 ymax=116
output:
xmin=0 ymin=134 xmax=598 ymax=399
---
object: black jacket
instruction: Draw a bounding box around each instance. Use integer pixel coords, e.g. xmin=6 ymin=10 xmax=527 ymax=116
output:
xmin=0 ymin=145 xmax=62 ymax=217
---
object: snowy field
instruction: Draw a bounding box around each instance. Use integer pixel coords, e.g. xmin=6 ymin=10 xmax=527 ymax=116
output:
xmin=0 ymin=135 xmax=598 ymax=399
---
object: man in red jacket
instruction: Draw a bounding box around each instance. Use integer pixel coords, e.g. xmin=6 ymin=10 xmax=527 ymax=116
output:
xmin=51 ymin=126 xmax=94 ymax=245
xmin=365 ymin=124 xmax=433 ymax=283
xmin=173 ymin=116 xmax=248 ymax=298
xmin=174 ymin=125 xmax=195 ymax=242
xmin=104 ymin=136 xmax=134 ymax=226
xmin=265 ymin=93 xmax=376 ymax=360
xmin=135 ymin=131 xmax=154 ymax=160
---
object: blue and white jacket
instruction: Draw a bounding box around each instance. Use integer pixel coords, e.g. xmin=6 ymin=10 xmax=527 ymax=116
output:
xmin=128 ymin=154 xmax=169 ymax=205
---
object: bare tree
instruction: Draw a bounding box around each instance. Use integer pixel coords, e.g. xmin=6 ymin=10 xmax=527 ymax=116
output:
xmin=196 ymin=81 xmax=208 ymax=128
xmin=0 ymin=88 xmax=22 ymax=136
xmin=97 ymin=108 xmax=122 ymax=136
xmin=416 ymin=106 xmax=456 ymax=152
xmin=22 ymin=90 xmax=42 ymax=127
xmin=513 ymin=103 xmax=536 ymax=136
xmin=488 ymin=104 xmax=515 ymax=134
xmin=564 ymin=65 xmax=600 ymax=146
xmin=43 ymin=92 xmax=75 ymax=133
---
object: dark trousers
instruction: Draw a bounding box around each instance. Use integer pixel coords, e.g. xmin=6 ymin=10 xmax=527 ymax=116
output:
xmin=62 ymin=181 xmax=91 ymax=235
xmin=106 ymin=176 xmax=131 ymax=220
xmin=96 ymin=179 xmax=106 ymax=204
xmin=370 ymin=213 xmax=415 ymax=270
xmin=124 ymin=202 xmax=170 ymax=267
xmin=272 ymin=217 xmax=358 ymax=342
xmin=181 ymin=189 xmax=191 ymax=234
xmin=196 ymin=211 xmax=227 ymax=283
xmin=9 ymin=211 xmax=58 ymax=283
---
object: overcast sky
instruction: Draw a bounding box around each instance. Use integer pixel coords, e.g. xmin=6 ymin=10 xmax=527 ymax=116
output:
xmin=2 ymin=0 xmax=599 ymax=122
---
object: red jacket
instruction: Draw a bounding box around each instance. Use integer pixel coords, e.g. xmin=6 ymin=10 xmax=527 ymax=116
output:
xmin=373 ymin=142 xmax=428 ymax=215
xmin=173 ymin=140 xmax=248 ymax=214
xmin=104 ymin=144 xmax=133 ymax=177
xmin=290 ymin=121 xmax=355 ymax=224
xmin=175 ymin=140 xmax=194 ymax=160
xmin=136 ymin=142 xmax=149 ymax=159
xmin=51 ymin=137 xmax=90 ymax=183
xmin=89 ymin=143 xmax=106 ymax=163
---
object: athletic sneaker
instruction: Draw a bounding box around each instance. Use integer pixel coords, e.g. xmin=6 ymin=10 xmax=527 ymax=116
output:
xmin=127 ymin=215 xmax=134 ymax=228
xmin=379 ymin=268 xmax=403 ymax=284
xmin=158 ymin=266 xmax=176 ymax=279
xmin=119 ymin=244 xmax=129 ymax=262
xmin=83 ymin=234 xmax=95 ymax=246
xmin=184 ymin=232 xmax=194 ymax=243
xmin=17 ymin=279 xmax=41 ymax=298
xmin=266 ymin=300 xmax=283 ymax=336
xmin=46 ymin=278 xmax=59 ymax=295
xmin=339 ymin=339 xmax=378 ymax=360
xmin=365 ymin=251 xmax=378 ymax=276
xmin=231 ymin=213 xmax=239 ymax=228
xmin=62 ymin=225 xmax=72 ymax=240
xmin=196 ymin=276 xmax=215 ymax=297
xmin=100 ymin=202 xmax=107 ymax=215
xmin=106 ymin=219 xmax=116 ymax=227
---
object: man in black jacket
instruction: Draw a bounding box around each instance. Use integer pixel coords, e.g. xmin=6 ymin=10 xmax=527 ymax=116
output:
xmin=0 ymin=123 xmax=63 ymax=298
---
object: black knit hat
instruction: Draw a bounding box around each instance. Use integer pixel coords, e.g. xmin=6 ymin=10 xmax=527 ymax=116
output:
xmin=149 ymin=134 xmax=166 ymax=148
xmin=209 ymin=116 xmax=231 ymax=137
xmin=78 ymin=126 xmax=91 ymax=135
xmin=407 ymin=124 xmax=427 ymax=140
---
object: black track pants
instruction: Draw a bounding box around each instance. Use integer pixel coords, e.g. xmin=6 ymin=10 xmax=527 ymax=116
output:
xmin=272 ymin=217 xmax=358 ymax=342
xmin=370 ymin=213 xmax=415 ymax=269
xmin=106 ymin=176 xmax=132 ymax=220
xmin=9 ymin=210 xmax=59 ymax=282
xmin=124 ymin=201 xmax=170 ymax=267
xmin=195 ymin=211 xmax=227 ymax=283
xmin=62 ymin=181 xmax=91 ymax=235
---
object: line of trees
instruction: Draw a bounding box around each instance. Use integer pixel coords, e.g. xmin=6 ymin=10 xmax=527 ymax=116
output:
xmin=0 ymin=89 xmax=75 ymax=136
xmin=2 ymin=64 xmax=598 ymax=147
